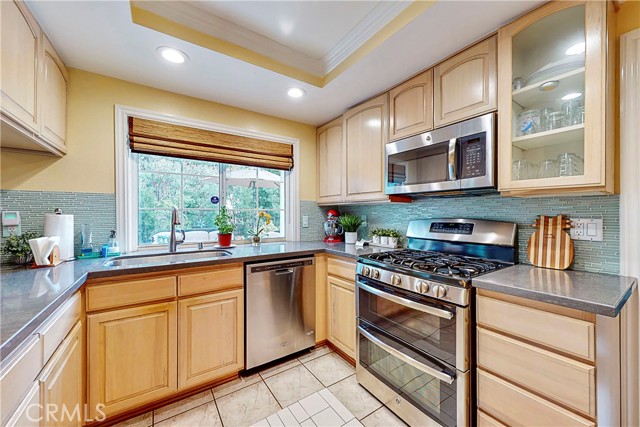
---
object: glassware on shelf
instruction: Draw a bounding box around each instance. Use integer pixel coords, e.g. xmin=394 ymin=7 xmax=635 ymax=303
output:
xmin=539 ymin=159 xmax=559 ymax=178
xmin=572 ymin=106 xmax=586 ymax=125
xmin=557 ymin=152 xmax=584 ymax=176
xmin=512 ymin=160 xmax=536 ymax=180
xmin=562 ymin=99 xmax=583 ymax=126
xmin=517 ymin=109 xmax=540 ymax=136
xmin=546 ymin=111 xmax=567 ymax=131
xmin=540 ymin=108 xmax=554 ymax=132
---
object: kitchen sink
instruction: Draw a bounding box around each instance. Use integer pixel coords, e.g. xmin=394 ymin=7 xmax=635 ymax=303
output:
xmin=103 ymin=249 xmax=232 ymax=267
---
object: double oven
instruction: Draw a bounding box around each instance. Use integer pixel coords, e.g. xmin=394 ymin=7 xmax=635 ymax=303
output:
xmin=354 ymin=218 xmax=518 ymax=427
xmin=355 ymin=272 xmax=469 ymax=427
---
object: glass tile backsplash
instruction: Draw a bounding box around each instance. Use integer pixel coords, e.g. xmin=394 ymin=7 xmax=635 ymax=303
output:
xmin=1 ymin=191 xmax=618 ymax=273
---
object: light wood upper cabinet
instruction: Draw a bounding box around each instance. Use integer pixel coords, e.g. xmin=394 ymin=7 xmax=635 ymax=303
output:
xmin=178 ymin=289 xmax=244 ymax=389
xmin=0 ymin=0 xmax=68 ymax=156
xmin=41 ymin=34 xmax=69 ymax=149
xmin=327 ymin=275 xmax=356 ymax=359
xmin=87 ymin=302 xmax=177 ymax=419
xmin=343 ymin=94 xmax=389 ymax=202
xmin=0 ymin=0 xmax=40 ymax=133
xmin=434 ymin=36 xmax=497 ymax=127
xmin=39 ymin=321 xmax=84 ymax=427
xmin=317 ymin=117 xmax=344 ymax=204
xmin=497 ymin=1 xmax=615 ymax=196
xmin=389 ymin=69 xmax=434 ymax=141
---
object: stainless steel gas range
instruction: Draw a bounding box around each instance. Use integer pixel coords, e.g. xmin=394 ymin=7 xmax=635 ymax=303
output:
xmin=355 ymin=218 xmax=517 ymax=427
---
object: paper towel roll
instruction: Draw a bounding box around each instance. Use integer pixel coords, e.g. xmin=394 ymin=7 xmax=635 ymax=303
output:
xmin=44 ymin=214 xmax=74 ymax=260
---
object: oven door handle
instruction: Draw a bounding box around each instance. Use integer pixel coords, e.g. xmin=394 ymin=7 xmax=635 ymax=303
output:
xmin=358 ymin=282 xmax=454 ymax=320
xmin=358 ymin=326 xmax=456 ymax=385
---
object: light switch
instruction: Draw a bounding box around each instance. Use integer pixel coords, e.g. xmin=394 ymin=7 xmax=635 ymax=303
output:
xmin=587 ymin=223 xmax=597 ymax=236
xmin=570 ymin=218 xmax=603 ymax=242
xmin=302 ymin=215 xmax=309 ymax=228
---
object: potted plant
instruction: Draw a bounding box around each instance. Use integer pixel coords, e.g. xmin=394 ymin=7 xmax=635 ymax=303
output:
xmin=249 ymin=211 xmax=273 ymax=246
xmin=379 ymin=229 xmax=390 ymax=245
xmin=371 ymin=228 xmax=383 ymax=244
xmin=214 ymin=207 xmax=235 ymax=247
xmin=338 ymin=214 xmax=363 ymax=244
xmin=1 ymin=231 xmax=41 ymax=265
xmin=388 ymin=229 xmax=401 ymax=247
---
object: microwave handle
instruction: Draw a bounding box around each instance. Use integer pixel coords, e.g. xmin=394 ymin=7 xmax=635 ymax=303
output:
xmin=447 ymin=138 xmax=458 ymax=181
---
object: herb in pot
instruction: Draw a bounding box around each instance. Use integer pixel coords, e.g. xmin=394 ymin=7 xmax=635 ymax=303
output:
xmin=1 ymin=231 xmax=41 ymax=265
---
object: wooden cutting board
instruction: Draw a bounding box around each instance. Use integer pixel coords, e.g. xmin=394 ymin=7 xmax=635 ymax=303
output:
xmin=527 ymin=214 xmax=574 ymax=270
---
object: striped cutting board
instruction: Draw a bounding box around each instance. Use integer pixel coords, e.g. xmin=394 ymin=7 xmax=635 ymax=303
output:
xmin=527 ymin=214 xmax=574 ymax=270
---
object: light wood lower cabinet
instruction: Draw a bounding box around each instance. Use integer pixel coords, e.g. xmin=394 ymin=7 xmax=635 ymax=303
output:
xmin=5 ymin=382 xmax=40 ymax=427
xmin=178 ymin=289 xmax=244 ymax=389
xmin=87 ymin=302 xmax=178 ymax=419
xmin=327 ymin=275 xmax=356 ymax=359
xmin=39 ymin=321 xmax=83 ymax=427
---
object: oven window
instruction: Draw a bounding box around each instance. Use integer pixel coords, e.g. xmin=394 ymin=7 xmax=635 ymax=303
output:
xmin=387 ymin=143 xmax=449 ymax=186
xmin=358 ymin=281 xmax=457 ymax=368
xmin=358 ymin=326 xmax=458 ymax=427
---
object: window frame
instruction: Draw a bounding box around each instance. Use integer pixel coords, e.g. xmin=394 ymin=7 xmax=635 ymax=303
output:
xmin=115 ymin=105 xmax=300 ymax=253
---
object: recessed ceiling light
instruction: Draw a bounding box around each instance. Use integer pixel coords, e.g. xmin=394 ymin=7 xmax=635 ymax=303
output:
xmin=157 ymin=46 xmax=188 ymax=64
xmin=287 ymin=87 xmax=306 ymax=98
xmin=561 ymin=92 xmax=582 ymax=101
xmin=565 ymin=42 xmax=585 ymax=56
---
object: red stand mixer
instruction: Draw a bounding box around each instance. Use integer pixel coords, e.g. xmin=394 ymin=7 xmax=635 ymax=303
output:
xmin=323 ymin=209 xmax=344 ymax=243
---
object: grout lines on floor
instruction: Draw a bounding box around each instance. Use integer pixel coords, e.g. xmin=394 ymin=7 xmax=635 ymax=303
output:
xmin=113 ymin=346 xmax=395 ymax=427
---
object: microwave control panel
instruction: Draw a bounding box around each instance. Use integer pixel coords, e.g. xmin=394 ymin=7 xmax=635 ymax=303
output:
xmin=460 ymin=133 xmax=486 ymax=179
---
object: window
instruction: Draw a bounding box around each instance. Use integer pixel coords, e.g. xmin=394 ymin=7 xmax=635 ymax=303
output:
xmin=137 ymin=153 xmax=286 ymax=247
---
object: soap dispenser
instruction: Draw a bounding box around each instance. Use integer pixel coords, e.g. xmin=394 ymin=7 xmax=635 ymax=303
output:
xmin=107 ymin=230 xmax=120 ymax=256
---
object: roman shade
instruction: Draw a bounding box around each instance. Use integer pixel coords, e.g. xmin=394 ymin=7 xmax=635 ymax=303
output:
xmin=128 ymin=117 xmax=294 ymax=170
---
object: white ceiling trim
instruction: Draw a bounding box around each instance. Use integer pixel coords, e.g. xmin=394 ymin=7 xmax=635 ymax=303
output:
xmin=132 ymin=0 xmax=411 ymax=76
xmin=323 ymin=1 xmax=411 ymax=73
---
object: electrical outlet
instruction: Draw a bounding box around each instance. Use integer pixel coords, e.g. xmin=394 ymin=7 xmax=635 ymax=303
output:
xmin=302 ymin=215 xmax=309 ymax=228
xmin=570 ymin=218 xmax=603 ymax=241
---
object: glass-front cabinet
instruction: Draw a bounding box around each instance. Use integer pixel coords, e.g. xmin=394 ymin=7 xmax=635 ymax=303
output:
xmin=498 ymin=1 xmax=615 ymax=195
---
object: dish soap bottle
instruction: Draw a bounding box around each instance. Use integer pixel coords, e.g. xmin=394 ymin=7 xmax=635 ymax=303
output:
xmin=107 ymin=230 xmax=120 ymax=256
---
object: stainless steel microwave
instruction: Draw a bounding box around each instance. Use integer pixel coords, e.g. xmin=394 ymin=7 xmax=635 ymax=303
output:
xmin=385 ymin=113 xmax=496 ymax=195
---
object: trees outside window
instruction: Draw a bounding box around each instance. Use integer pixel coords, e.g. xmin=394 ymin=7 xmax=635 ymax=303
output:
xmin=137 ymin=154 xmax=285 ymax=246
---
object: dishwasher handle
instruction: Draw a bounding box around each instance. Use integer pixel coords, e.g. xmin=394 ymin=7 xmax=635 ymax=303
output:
xmin=274 ymin=268 xmax=295 ymax=275
xmin=249 ymin=258 xmax=314 ymax=273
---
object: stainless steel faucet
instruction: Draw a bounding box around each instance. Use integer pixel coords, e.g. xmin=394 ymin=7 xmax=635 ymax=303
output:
xmin=169 ymin=206 xmax=185 ymax=252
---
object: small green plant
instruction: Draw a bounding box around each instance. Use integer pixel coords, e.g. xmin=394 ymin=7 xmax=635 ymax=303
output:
xmin=338 ymin=214 xmax=363 ymax=232
xmin=1 ymin=231 xmax=41 ymax=263
xmin=214 ymin=207 xmax=235 ymax=235
xmin=378 ymin=228 xmax=391 ymax=237
xmin=371 ymin=228 xmax=384 ymax=237
xmin=388 ymin=229 xmax=401 ymax=238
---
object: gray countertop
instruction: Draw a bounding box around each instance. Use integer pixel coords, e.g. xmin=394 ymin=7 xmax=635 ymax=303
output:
xmin=2 ymin=242 xmax=636 ymax=362
xmin=0 ymin=242 xmax=388 ymax=361
xmin=473 ymin=264 xmax=637 ymax=317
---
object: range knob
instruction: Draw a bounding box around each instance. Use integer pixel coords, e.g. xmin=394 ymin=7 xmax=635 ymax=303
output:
xmin=362 ymin=266 xmax=371 ymax=277
xmin=418 ymin=281 xmax=430 ymax=294
xmin=372 ymin=269 xmax=381 ymax=279
xmin=433 ymin=285 xmax=448 ymax=298
xmin=391 ymin=274 xmax=402 ymax=286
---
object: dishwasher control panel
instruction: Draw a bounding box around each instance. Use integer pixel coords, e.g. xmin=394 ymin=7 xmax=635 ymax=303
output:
xmin=249 ymin=259 xmax=314 ymax=273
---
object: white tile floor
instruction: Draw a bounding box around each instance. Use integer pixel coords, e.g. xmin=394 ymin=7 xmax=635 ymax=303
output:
xmin=114 ymin=346 xmax=407 ymax=427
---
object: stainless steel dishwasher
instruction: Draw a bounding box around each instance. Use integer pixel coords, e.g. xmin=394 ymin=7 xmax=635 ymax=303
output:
xmin=245 ymin=257 xmax=316 ymax=370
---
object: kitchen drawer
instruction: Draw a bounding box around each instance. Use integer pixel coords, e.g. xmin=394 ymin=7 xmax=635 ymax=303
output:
xmin=477 ymin=327 xmax=595 ymax=416
xmin=0 ymin=335 xmax=43 ymax=425
xmin=477 ymin=369 xmax=594 ymax=427
xmin=327 ymin=257 xmax=356 ymax=281
xmin=477 ymin=410 xmax=507 ymax=427
xmin=178 ymin=264 xmax=242 ymax=296
xmin=4 ymin=382 xmax=39 ymax=427
xmin=86 ymin=276 xmax=177 ymax=311
xmin=38 ymin=292 xmax=81 ymax=362
xmin=477 ymin=295 xmax=594 ymax=361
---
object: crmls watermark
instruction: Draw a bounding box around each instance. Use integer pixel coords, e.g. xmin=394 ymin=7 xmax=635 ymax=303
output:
xmin=23 ymin=403 xmax=106 ymax=423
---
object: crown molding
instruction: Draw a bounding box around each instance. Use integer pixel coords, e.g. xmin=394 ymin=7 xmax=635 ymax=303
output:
xmin=132 ymin=0 xmax=411 ymax=77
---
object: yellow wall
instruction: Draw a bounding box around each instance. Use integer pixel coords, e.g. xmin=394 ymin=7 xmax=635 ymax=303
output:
xmin=617 ymin=0 xmax=640 ymax=34
xmin=1 ymin=68 xmax=318 ymax=200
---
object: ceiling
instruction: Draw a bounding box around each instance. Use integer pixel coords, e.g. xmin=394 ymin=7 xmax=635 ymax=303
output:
xmin=26 ymin=0 xmax=544 ymax=126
